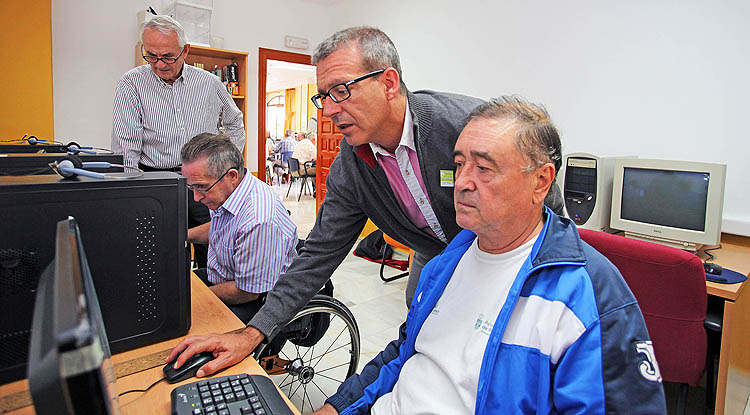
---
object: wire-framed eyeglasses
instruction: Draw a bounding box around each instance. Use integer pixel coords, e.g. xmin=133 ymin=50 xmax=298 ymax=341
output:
xmin=142 ymin=46 xmax=185 ymax=64
xmin=310 ymin=69 xmax=385 ymax=110
xmin=186 ymin=168 xmax=233 ymax=194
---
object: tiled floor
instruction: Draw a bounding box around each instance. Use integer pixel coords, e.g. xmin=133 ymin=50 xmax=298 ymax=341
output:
xmin=272 ymin=179 xmax=724 ymax=415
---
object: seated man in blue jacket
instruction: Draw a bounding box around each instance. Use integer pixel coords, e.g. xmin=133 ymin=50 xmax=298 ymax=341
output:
xmin=315 ymin=97 xmax=666 ymax=414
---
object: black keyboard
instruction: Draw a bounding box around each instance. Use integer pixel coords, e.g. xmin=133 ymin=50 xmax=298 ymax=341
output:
xmin=171 ymin=373 xmax=293 ymax=415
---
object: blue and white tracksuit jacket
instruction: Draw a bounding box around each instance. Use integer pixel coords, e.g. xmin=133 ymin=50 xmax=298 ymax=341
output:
xmin=327 ymin=209 xmax=666 ymax=414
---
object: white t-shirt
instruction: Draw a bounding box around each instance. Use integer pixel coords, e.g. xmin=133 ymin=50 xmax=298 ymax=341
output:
xmin=372 ymin=236 xmax=537 ymax=415
xmin=292 ymin=138 xmax=316 ymax=163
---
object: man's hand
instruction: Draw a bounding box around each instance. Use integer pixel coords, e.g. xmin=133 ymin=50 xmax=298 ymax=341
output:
xmin=312 ymin=403 xmax=339 ymax=415
xmin=187 ymin=222 xmax=210 ymax=244
xmin=166 ymin=326 xmax=265 ymax=377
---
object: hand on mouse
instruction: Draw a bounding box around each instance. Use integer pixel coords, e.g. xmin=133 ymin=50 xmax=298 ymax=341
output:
xmin=166 ymin=326 xmax=265 ymax=377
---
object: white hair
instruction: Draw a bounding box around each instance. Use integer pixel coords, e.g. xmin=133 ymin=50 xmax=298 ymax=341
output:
xmin=141 ymin=15 xmax=188 ymax=49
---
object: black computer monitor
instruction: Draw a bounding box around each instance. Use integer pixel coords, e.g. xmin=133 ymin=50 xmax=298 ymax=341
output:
xmin=27 ymin=218 xmax=120 ymax=414
xmin=0 ymin=171 xmax=190 ymax=384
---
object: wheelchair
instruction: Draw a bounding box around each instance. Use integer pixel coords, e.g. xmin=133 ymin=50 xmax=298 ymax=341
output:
xmin=251 ymin=278 xmax=361 ymax=412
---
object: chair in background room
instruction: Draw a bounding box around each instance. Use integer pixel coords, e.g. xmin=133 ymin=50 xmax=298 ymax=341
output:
xmin=302 ymin=160 xmax=316 ymax=197
xmin=578 ymin=228 xmax=707 ymax=415
xmin=286 ymin=158 xmax=313 ymax=201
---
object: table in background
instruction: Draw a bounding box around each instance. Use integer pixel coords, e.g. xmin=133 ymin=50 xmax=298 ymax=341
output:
xmin=701 ymin=234 xmax=750 ymax=415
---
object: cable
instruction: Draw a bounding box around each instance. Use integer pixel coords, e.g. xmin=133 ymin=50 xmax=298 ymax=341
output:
xmin=703 ymin=244 xmax=722 ymax=263
xmin=118 ymin=376 xmax=165 ymax=397
xmin=0 ymin=134 xmax=30 ymax=143
xmin=47 ymin=161 xmax=145 ymax=180
xmin=0 ymin=134 xmax=63 ymax=145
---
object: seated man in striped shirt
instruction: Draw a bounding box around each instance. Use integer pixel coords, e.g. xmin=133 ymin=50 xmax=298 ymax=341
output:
xmin=181 ymin=133 xmax=297 ymax=322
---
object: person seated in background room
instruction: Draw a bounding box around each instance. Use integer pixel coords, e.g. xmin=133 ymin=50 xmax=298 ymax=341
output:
xmin=273 ymin=129 xmax=297 ymax=183
xmin=314 ymin=97 xmax=666 ymax=414
xmin=181 ymin=133 xmax=298 ymax=322
xmin=292 ymin=132 xmax=317 ymax=176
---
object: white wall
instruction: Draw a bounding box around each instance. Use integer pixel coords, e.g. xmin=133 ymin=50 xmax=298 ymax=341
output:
xmin=52 ymin=0 xmax=334 ymax=173
xmin=333 ymin=0 xmax=750 ymax=236
xmin=52 ymin=0 xmax=750 ymax=235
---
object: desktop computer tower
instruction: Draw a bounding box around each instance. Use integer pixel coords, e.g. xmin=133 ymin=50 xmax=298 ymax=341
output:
xmin=560 ymin=153 xmax=627 ymax=233
xmin=0 ymin=172 xmax=190 ymax=384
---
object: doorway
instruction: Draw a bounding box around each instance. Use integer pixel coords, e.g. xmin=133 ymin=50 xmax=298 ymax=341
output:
xmin=257 ymin=48 xmax=312 ymax=184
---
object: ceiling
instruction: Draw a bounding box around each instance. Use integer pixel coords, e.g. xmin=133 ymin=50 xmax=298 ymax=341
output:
xmin=267 ymin=59 xmax=317 ymax=92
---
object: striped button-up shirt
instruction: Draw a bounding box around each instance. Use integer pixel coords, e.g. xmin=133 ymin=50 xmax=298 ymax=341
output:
xmin=273 ymin=137 xmax=297 ymax=154
xmin=207 ymin=171 xmax=297 ymax=293
xmin=112 ymin=64 xmax=245 ymax=168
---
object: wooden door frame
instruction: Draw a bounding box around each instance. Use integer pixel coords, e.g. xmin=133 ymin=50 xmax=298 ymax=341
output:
xmin=257 ymin=48 xmax=312 ymax=183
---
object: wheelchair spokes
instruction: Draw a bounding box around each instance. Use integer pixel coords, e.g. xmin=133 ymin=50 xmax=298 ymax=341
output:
xmin=258 ymin=298 xmax=360 ymax=413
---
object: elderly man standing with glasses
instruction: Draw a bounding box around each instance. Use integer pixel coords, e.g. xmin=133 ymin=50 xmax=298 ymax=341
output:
xmin=111 ymin=15 xmax=245 ymax=269
xmin=180 ymin=133 xmax=297 ymax=322
xmin=167 ymin=26 xmax=563 ymax=381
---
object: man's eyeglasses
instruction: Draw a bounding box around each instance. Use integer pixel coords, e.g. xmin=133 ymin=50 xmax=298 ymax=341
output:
xmin=142 ymin=46 xmax=185 ymax=64
xmin=311 ymin=69 xmax=385 ymax=110
xmin=187 ymin=168 xmax=233 ymax=194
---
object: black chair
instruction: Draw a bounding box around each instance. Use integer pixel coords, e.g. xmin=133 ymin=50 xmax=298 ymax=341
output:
xmin=286 ymin=157 xmax=313 ymax=201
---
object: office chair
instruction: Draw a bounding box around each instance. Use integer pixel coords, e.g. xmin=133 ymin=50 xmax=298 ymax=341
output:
xmin=578 ymin=228 xmax=707 ymax=415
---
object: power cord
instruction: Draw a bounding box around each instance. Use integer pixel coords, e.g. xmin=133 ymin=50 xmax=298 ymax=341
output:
xmin=703 ymin=244 xmax=722 ymax=263
xmin=118 ymin=376 xmax=166 ymax=397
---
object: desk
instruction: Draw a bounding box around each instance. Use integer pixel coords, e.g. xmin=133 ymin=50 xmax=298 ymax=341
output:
xmin=0 ymin=273 xmax=299 ymax=415
xmin=701 ymin=234 xmax=750 ymax=415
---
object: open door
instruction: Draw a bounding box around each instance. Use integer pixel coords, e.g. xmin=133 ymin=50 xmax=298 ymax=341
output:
xmin=315 ymin=113 xmax=343 ymax=211
xmin=257 ymin=48 xmax=311 ymax=184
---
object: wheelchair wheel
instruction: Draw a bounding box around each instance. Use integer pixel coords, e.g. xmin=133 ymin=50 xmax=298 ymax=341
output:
xmin=255 ymin=295 xmax=360 ymax=413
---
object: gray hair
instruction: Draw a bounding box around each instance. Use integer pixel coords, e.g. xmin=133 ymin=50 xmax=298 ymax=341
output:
xmin=312 ymin=26 xmax=406 ymax=93
xmin=141 ymin=15 xmax=188 ymax=49
xmin=181 ymin=133 xmax=244 ymax=178
xmin=467 ymin=96 xmax=562 ymax=176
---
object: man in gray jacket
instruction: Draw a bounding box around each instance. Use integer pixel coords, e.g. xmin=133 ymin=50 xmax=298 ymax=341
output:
xmin=166 ymin=26 xmax=563 ymax=378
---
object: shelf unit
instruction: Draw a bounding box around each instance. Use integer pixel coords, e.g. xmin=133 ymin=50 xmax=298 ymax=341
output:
xmin=135 ymin=43 xmax=249 ymax=157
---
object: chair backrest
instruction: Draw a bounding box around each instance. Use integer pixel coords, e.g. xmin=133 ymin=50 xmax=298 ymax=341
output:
xmin=280 ymin=151 xmax=294 ymax=165
xmin=578 ymin=228 xmax=707 ymax=386
xmin=287 ymin=157 xmax=301 ymax=178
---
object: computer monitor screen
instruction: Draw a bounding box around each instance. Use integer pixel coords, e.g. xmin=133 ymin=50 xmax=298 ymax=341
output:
xmin=27 ymin=217 xmax=120 ymax=414
xmin=610 ymin=158 xmax=726 ymax=250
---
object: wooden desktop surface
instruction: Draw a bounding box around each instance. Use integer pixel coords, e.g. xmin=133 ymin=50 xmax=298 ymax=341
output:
xmin=700 ymin=234 xmax=750 ymax=415
xmin=0 ymin=273 xmax=299 ymax=415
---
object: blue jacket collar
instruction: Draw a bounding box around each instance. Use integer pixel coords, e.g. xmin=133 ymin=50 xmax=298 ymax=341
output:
xmin=445 ymin=206 xmax=586 ymax=268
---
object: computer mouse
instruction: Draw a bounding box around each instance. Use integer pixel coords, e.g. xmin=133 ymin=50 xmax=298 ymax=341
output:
xmin=163 ymin=351 xmax=216 ymax=384
xmin=704 ymin=262 xmax=723 ymax=276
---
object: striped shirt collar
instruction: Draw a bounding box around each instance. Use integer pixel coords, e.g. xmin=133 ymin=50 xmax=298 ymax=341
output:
xmin=370 ymin=100 xmax=414 ymax=157
xmin=146 ymin=62 xmax=190 ymax=86
xmin=216 ymin=168 xmax=253 ymax=216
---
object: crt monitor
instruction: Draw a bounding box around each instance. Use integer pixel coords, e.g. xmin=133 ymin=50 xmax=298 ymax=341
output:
xmin=610 ymin=158 xmax=727 ymax=251
xmin=27 ymin=217 xmax=120 ymax=414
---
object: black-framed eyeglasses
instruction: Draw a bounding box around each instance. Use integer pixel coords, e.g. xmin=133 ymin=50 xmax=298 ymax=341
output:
xmin=311 ymin=69 xmax=385 ymax=110
xmin=142 ymin=45 xmax=185 ymax=64
xmin=187 ymin=168 xmax=233 ymax=194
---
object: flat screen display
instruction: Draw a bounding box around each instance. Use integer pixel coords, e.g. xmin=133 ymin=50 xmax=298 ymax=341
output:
xmin=621 ymin=167 xmax=709 ymax=232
